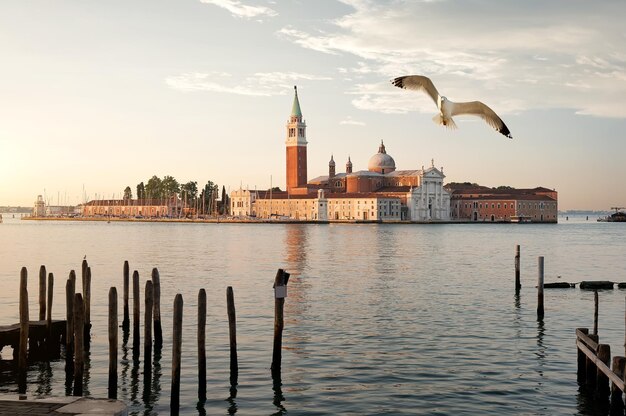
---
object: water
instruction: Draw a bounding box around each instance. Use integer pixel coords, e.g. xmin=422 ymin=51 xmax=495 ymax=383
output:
xmin=1 ymin=215 xmax=625 ymax=415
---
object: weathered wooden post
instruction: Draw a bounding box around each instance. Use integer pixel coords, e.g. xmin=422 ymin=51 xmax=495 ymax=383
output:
xmin=46 ymin=273 xmax=54 ymax=349
xmin=171 ymin=294 xmax=183 ymax=415
xmin=515 ymin=245 xmax=521 ymax=291
xmin=65 ymin=271 xmax=76 ymax=354
xmin=81 ymin=259 xmax=88 ymax=292
xmin=586 ymin=334 xmax=599 ymax=388
xmin=577 ymin=328 xmax=589 ymax=383
xmin=271 ymin=269 xmax=290 ymax=379
xmin=537 ymin=257 xmax=544 ymax=319
xmin=123 ymin=261 xmax=130 ymax=331
xmin=226 ymin=286 xmax=238 ymax=386
xmin=611 ymin=356 xmax=625 ymax=407
xmin=84 ymin=266 xmax=92 ymax=351
xmin=108 ymin=287 xmax=118 ymax=399
xmin=198 ymin=289 xmax=207 ymax=401
xmin=18 ymin=267 xmax=29 ymax=394
xmin=39 ymin=265 xmax=47 ymax=321
xmin=597 ymin=343 xmax=611 ymax=396
xmin=133 ymin=270 xmax=140 ymax=357
xmin=593 ymin=290 xmax=599 ymax=336
xmin=152 ymin=268 xmax=162 ymax=347
xmin=144 ymin=280 xmax=153 ymax=369
xmin=73 ymin=293 xmax=85 ymax=396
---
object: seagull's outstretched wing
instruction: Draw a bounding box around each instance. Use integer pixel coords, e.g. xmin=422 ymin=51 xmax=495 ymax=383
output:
xmin=450 ymin=101 xmax=513 ymax=138
xmin=391 ymin=75 xmax=440 ymax=106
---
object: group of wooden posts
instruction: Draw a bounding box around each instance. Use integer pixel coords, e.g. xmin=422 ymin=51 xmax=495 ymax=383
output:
xmin=515 ymin=244 xmax=626 ymax=407
xmin=576 ymin=293 xmax=626 ymax=409
xmin=514 ymin=244 xmax=546 ymax=319
xmin=13 ymin=260 xmax=292 ymax=414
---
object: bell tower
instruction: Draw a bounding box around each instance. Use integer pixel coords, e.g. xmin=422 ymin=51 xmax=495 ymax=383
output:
xmin=286 ymin=86 xmax=308 ymax=194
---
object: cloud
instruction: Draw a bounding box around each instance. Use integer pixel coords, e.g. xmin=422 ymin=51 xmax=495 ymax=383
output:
xmin=166 ymin=71 xmax=331 ymax=96
xmin=200 ymin=0 xmax=277 ymax=20
xmin=278 ymin=0 xmax=626 ymax=118
xmin=340 ymin=116 xmax=366 ymax=126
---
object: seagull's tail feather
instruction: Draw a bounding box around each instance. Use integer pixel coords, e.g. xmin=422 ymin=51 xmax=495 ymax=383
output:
xmin=432 ymin=114 xmax=457 ymax=130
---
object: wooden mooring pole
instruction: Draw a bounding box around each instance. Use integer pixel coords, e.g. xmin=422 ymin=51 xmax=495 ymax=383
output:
xmin=271 ymin=269 xmax=290 ymax=379
xmin=144 ymin=280 xmax=153 ymax=369
xmin=611 ymin=356 xmax=625 ymax=407
xmin=226 ymin=286 xmax=238 ymax=386
xmin=596 ymin=343 xmax=611 ymax=397
xmin=73 ymin=293 xmax=85 ymax=396
xmin=171 ymin=294 xmax=183 ymax=415
xmin=39 ymin=265 xmax=46 ymax=321
xmin=515 ymin=245 xmax=521 ymax=291
xmin=577 ymin=328 xmax=589 ymax=383
xmin=47 ymin=272 xmax=54 ymax=341
xmin=84 ymin=266 xmax=92 ymax=351
xmin=198 ymin=289 xmax=207 ymax=401
xmin=537 ymin=257 xmax=544 ymax=319
xmin=108 ymin=287 xmax=118 ymax=399
xmin=123 ymin=261 xmax=130 ymax=331
xmin=66 ymin=271 xmax=76 ymax=354
xmin=133 ymin=270 xmax=140 ymax=357
xmin=18 ymin=267 xmax=29 ymax=394
xmin=152 ymin=268 xmax=162 ymax=347
xmin=593 ymin=291 xmax=599 ymax=336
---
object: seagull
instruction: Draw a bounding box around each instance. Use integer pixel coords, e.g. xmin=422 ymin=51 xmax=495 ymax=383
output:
xmin=391 ymin=75 xmax=512 ymax=138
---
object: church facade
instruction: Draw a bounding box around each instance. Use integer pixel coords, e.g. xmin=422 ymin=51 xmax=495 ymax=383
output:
xmin=231 ymin=87 xmax=451 ymax=222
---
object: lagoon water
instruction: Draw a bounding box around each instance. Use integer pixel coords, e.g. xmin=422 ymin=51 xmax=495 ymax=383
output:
xmin=1 ymin=215 xmax=625 ymax=415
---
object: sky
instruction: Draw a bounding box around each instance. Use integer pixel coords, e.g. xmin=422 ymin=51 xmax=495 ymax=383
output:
xmin=1 ymin=0 xmax=625 ymax=210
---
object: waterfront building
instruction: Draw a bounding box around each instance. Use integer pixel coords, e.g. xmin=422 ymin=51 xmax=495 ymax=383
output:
xmin=448 ymin=185 xmax=558 ymax=222
xmin=232 ymin=86 xmax=451 ymax=221
xmin=82 ymin=199 xmax=179 ymax=218
xmin=33 ymin=195 xmax=45 ymax=217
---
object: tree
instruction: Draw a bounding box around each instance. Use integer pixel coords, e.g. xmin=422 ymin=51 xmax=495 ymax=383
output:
xmin=145 ymin=175 xmax=163 ymax=199
xmin=220 ymin=185 xmax=229 ymax=215
xmin=136 ymin=182 xmax=146 ymax=200
xmin=180 ymin=181 xmax=198 ymax=206
xmin=123 ymin=186 xmax=133 ymax=200
xmin=162 ymin=175 xmax=180 ymax=198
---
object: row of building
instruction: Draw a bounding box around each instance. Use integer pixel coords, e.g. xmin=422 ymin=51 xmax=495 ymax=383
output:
xmin=39 ymin=87 xmax=557 ymax=223
xmin=229 ymin=86 xmax=557 ymax=223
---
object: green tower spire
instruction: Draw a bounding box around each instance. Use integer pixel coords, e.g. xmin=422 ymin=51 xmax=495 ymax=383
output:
xmin=291 ymin=85 xmax=302 ymax=118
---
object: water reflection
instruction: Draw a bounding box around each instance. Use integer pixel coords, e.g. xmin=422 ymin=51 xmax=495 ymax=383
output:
xmin=535 ymin=319 xmax=545 ymax=379
xmin=271 ymin=377 xmax=286 ymax=416
xmin=34 ymin=361 xmax=52 ymax=396
xmin=225 ymin=385 xmax=238 ymax=415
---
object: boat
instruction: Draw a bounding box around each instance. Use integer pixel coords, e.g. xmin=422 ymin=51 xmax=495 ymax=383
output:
xmin=510 ymin=215 xmax=531 ymax=223
xmin=597 ymin=207 xmax=626 ymax=222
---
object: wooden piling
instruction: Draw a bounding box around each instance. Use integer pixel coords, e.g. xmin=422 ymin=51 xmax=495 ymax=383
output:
xmin=226 ymin=286 xmax=238 ymax=386
xmin=171 ymin=294 xmax=183 ymax=414
xmin=84 ymin=266 xmax=92 ymax=351
xmin=108 ymin=287 xmax=118 ymax=399
xmin=144 ymin=280 xmax=153 ymax=366
xmin=586 ymin=334 xmax=600 ymax=388
xmin=73 ymin=293 xmax=85 ymax=396
xmin=537 ymin=256 xmax=544 ymax=319
xmin=47 ymin=273 xmax=54 ymax=339
xmin=597 ymin=344 xmax=611 ymax=396
xmin=65 ymin=271 xmax=76 ymax=353
xmin=18 ymin=267 xmax=29 ymax=394
xmin=123 ymin=261 xmax=130 ymax=331
xmin=81 ymin=259 xmax=88 ymax=292
xmin=515 ymin=245 xmax=521 ymax=290
xmin=39 ymin=265 xmax=46 ymax=321
xmin=611 ymin=356 xmax=625 ymax=407
xmin=593 ymin=290 xmax=599 ymax=336
xmin=271 ymin=269 xmax=290 ymax=378
xmin=133 ymin=270 xmax=140 ymax=355
xmin=198 ymin=289 xmax=207 ymax=401
xmin=577 ymin=328 xmax=589 ymax=383
xmin=152 ymin=268 xmax=162 ymax=347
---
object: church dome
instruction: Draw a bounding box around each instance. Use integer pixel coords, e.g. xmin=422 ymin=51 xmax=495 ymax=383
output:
xmin=367 ymin=140 xmax=396 ymax=174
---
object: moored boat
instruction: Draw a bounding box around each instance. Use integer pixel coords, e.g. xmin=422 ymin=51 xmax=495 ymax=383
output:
xmin=597 ymin=207 xmax=626 ymax=222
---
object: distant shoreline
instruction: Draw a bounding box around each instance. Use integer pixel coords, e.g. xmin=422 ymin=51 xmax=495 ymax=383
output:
xmin=20 ymin=216 xmax=557 ymax=225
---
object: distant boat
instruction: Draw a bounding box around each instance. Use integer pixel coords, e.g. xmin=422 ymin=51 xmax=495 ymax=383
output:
xmin=597 ymin=207 xmax=626 ymax=222
xmin=510 ymin=215 xmax=531 ymax=223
